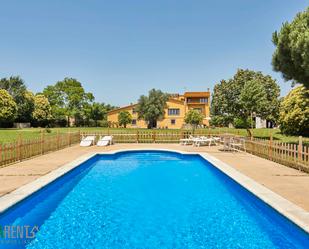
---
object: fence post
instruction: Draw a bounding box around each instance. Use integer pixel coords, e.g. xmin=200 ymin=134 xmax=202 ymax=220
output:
xmin=41 ymin=130 xmax=44 ymax=155
xmin=298 ymin=136 xmax=303 ymax=163
xmin=57 ymin=130 xmax=60 ymax=150
xmin=269 ymin=134 xmax=273 ymax=160
xmin=18 ymin=134 xmax=22 ymax=161
xmin=136 ymin=130 xmax=139 ymax=143
xmin=69 ymin=131 xmax=71 ymax=146
xmin=0 ymin=143 xmax=2 ymax=166
xmin=153 ymin=130 xmax=156 ymax=143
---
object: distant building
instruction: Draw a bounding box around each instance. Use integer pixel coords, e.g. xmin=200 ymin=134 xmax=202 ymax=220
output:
xmin=255 ymin=117 xmax=276 ymax=129
xmin=107 ymin=91 xmax=211 ymax=129
xmin=255 ymin=117 xmax=266 ymax=129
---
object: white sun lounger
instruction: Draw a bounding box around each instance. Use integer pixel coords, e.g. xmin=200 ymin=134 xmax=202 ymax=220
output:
xmin=180 ymin=135 xmax=195 ymax=145
xmin=80 ymin=136 xmax=96 ymax=147
xmin=193 ymin=136 xmax=217 ymax=147
xmin=97 ymin=136 xmax=113 ymax=146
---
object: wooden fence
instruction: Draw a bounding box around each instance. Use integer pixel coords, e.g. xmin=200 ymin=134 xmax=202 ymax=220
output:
xmin=81 ymin=130 xmax=309 ymax=172
xmin=80 ymin=130 xmax=225 ymax=144
xmin=0 ymin=132 xmax=80 ymax=167
xmin=0 ymin=129 xmax=308 ymax=173
xmin=244 ymin=136 xmax=309 ymax=173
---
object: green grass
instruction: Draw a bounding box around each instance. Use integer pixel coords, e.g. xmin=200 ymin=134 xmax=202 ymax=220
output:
xmin=0 ymin=127 xmax=307 ymax=145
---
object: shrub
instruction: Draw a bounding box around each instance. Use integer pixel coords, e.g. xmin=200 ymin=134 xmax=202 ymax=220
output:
xmin=279 ymin=86 xmax=309 ymax=136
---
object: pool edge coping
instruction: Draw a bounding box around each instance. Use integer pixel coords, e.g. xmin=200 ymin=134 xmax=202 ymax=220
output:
xmin=0 ymin=148 xmax=308 ymax=234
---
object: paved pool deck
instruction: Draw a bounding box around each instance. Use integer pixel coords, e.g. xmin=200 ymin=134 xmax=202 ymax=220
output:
xmin=0 ymin=143 xmax=308 ymax=211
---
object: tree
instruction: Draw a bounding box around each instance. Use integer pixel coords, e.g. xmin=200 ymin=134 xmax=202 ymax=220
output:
xmin=279 ymin=86 xmax=309 ymax=136
xmin=136 ymin=89 xmax=169 ymax=129
xmin=272 ymin=7 xmax=309 ymax=88
xmin=90 ymin=103 xmax=107 ymax=126
xmin=210 ymin=80 xmax=234 ymax=126
xmin=0 ymin=76 xmax=26 ymax=99
xmin=0 ymin=89 xmax=17 ymax=125
xmin=43 ymin=78 xmax=94 ymax=126
xmin=50 ymin=105 xmax=68 ymax=127
xmin=184 ymin=110 xmax=203 ymax=128
xmin=0 ymin=76 xmax=35 ymax=122
xmin=118 ymin=111 xmax=132 ymax=128
xmin=32 ymin=94 xmax=52 ymax=126
xmin=211 ymin=69 xmax=280 ymax=131
xmin=239 ymin=80 xmax=268 ymax=136
xmin=78 ymin=102 xmax=116 ymax=127
xmin=18 ymin=91 xmax=35 ymax=122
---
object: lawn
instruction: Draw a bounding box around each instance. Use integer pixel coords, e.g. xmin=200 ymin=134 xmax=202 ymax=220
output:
xmin=0 ymin=127 xmax=307 ymax=145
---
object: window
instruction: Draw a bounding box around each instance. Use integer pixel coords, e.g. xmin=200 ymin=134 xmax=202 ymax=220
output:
xmin=132 ymin=108 xmax=137 ymax=114
xmin=200 ymin=98 xmax=208 ymax=103
xmin=132 ymin=119 xmax=137 ymax=125
xmin=168 ymin=108 xmax=180 ymax=116
xmin=171 ymin=119 xmax=176 ymax=125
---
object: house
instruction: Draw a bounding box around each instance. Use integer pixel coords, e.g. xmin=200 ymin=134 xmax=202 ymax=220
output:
xmin=107 ymin=91 xmax=211 ymax=129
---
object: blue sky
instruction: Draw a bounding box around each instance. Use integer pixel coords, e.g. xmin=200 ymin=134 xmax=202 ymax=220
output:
xmin=0 ymin=0 xmax=308 ymax=106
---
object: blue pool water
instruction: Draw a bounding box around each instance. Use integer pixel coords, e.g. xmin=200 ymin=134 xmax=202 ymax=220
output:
xmin=0 ymin=151 xmax=308 ymax=248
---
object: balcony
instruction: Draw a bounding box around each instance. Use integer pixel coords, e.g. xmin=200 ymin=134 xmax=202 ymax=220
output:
xmin=186 ymin=98 xmax=209 ymax=104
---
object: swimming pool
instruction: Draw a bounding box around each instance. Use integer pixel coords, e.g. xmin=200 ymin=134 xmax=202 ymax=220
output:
xmin=0 ymin=150 xmax=308 ymax=248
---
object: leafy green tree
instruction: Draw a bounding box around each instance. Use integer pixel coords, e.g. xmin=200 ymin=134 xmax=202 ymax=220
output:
xmin=50 ymin=106 xmax=68 ymax=127
xmin=104 ymin=104 xmax=118 ymax=112
xmin=43 ymin=78 xmax=94 ymax=126
xmin=239 ymin=80 xmax=268 ymax=136
xmin=19 ymin=91 xmax=35 ymax=122
xmin=279 ymin=86 xmax=309 ymax=136
xmin=136 ymin=89 xmax=169 ymax=128
xmin=211 ymin=69 xmax=280 ymax=131
xmin=272 ymin=7 xmax=309 ymax=88
xmin=233 ymin=117 xmax=253 ymax=129
xmin=32 ymin=94 xmax=52 ymax=127
xmin=0 ymin=76 xmax=35 ymax=122
xmin=90 ymin=102 xmax=108 ymax=126
xmin=209 ymin=115 xmax=227 ymax=127
xmin=78 ymin=102 xmax=116 ymax=127
xmin=184 ymin=109 xmax=203 ymax=128
xmin=32 ymin=94 xmax=52 ymax=126
xmin=0 ymin=76 xmax=26 ymax=99
xmin=210 ymin=80 xmax=234 ymax=126
xmin=118 ymin=111 xmax=132 ymax=128
xmin=0 ymin=89 xmax=17 ymax=125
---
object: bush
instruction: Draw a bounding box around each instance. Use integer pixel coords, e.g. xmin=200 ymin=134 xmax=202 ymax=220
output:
xmin=233 ymin=117 xmax=254 ymax=129
xmin=185 ymin=110 xmax=203 ymax=127
xmin=279 ymin=86 xmax=309 ymax=136
xmin=98 ymin=120 xmax=110 ymax=127
xmin=0 ymin=89 xmax=17 ymax=126
xmin=209 ymin=116 xmax=228 ymax=127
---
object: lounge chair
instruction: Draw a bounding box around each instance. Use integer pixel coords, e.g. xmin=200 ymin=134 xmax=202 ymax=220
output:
xmin=221 ymin=137 xmax=233 ymax=151
xmin=80 ymin=136 xmax=96 ymax=147
xmin=212 ymin=136 xmax=221 ymax=144
xmin=193 ymin=136 xmax=217 ymax=147
xmin=230 ymin=137 xmax=246 ymax=152
xmin=97 ymin=135 xmax=113 ymax=146
xmin=180 ymin=135 xmax=195 ymax=145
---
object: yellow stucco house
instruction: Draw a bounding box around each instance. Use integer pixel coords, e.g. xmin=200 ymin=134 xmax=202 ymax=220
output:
xmin=107 ymin=91 xmax=210 ymax=129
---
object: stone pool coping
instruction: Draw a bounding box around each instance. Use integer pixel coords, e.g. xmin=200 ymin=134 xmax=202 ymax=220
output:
xmin=0 ymin=148 xmax=308 ymax=234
